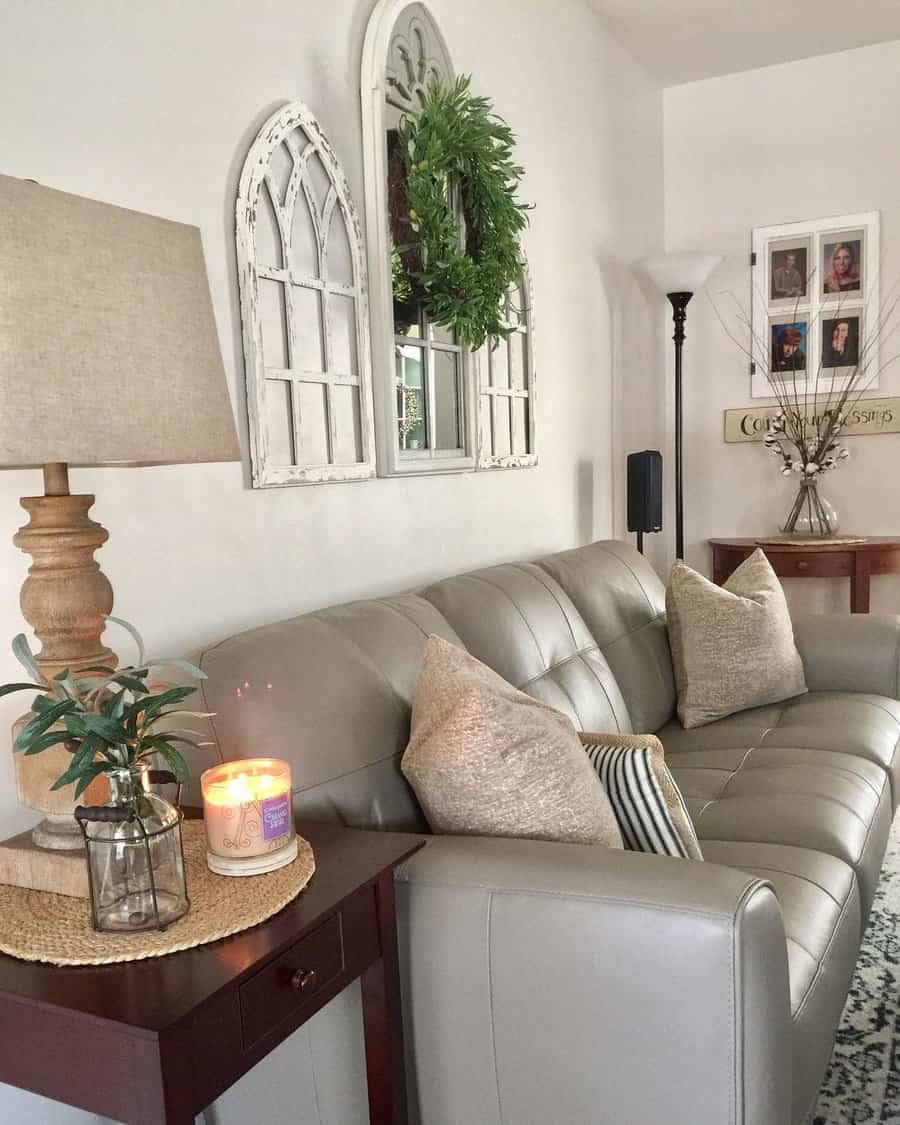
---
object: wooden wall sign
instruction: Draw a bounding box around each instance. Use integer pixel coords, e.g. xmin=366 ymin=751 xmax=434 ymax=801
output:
xmin=724 ymin=397 xmax=900 ymax=443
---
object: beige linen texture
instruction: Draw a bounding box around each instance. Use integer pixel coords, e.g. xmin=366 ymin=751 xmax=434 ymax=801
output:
xmin=402 ymin=636 xmax=623 ymax=847
xmin=666 ymin=549 xmax=807 ymax=729
xmin=578 ymin=731 xmax=703 ymax=860
xmin=0 ymin=175 xmax=238 ymax=467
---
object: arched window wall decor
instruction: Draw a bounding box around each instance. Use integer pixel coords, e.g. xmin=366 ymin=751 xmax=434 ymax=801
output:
xmin=362 ymin=0 xmax=475 ymax=476
xmin=236 ymin=101 xmax=376 ymax=487
xmin=362 ymin=0 xmax=536 ymax=476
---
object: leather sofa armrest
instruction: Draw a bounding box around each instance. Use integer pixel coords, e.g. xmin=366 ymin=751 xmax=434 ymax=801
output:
xmin=394 ymin=835 xmax=791 ymax=1125
xmin=793 ymin=613 xmax=900 ymax=699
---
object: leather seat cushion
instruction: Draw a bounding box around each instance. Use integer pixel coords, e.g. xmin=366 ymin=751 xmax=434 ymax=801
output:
xmin=667 ymin=745 xmax=891 ymax=918
xmin=701 ymin=840 xmax=860 ymax=1125
xmin=659 ymin=691 xmax=900 ymax=804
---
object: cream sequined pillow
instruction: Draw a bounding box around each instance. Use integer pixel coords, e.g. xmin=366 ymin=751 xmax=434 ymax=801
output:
xmin=666 ymin=549 xmax=807 ymax=729
xmin=402 ymin=636 xmax=623 ymax=847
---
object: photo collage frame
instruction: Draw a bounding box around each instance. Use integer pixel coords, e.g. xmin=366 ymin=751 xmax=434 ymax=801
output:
xmin=750 ymin=211 xmax=879 ymax=399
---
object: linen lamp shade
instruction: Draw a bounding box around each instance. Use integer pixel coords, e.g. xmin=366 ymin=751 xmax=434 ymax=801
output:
xmin=0 ymin=174 xmax=239 ymax=468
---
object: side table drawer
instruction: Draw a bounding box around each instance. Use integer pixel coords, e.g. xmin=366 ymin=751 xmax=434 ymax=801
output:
xmin=765 ymin=551 xmax=854 ymax=579
xmin=240 ymin=913 xmax=344 ymax=1048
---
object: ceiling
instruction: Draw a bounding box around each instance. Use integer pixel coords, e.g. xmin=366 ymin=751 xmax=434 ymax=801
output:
xmin=589 ymin=0 xmax=900 ymax=86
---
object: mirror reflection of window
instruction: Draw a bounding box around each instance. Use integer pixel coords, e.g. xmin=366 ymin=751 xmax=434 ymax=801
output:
xmin=474 ymin=266 xmax=537 ymax=468
xmin=395 ymin=344 xmax=426 ymax=450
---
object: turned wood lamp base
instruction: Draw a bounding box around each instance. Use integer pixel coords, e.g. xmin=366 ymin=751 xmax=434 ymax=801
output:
xmin=8 ymin=463 xmax=114 ymax=857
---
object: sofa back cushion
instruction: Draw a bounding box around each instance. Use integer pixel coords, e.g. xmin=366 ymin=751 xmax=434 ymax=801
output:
xmin=198 ymin=540 xmax=670 ymax=833
xmin=199 ymin=595 xmax=463 ymax=832
xmin=538 ymin=541 xmax=676 ymax=733
xmin=422 ymin=560 xmax=632 ymax=733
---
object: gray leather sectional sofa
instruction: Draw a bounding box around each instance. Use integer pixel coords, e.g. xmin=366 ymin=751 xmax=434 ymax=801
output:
xmin=200 ymin=540 xmax=900 ymax=1125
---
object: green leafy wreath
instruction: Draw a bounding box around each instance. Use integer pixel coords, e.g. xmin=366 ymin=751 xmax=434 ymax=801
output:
xmin=393 ymin=75 xmax=531 ymax=350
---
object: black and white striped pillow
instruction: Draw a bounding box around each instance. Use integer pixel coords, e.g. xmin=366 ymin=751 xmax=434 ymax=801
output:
xmin=579 ymin=732 xmax=702 ymax=860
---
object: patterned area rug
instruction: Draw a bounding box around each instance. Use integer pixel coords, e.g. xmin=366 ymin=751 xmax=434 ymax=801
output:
xmin=814 ymin=814 xmax=900 ymax=1124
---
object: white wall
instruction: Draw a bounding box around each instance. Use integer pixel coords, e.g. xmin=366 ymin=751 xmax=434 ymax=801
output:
xmin=663 ymin=39 xmax=900 ymax=611
xmin=0 ymin=1 xmax=662 ymax=1121
xmin=0 ymin=0 xmax=663 ymax=835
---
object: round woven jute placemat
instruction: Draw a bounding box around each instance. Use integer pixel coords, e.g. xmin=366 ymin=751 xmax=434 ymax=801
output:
xmin=0 ymin=820 xmax=315 ymax=967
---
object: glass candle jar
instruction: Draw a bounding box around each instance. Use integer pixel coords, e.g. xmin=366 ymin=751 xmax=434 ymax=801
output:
xmin=200 ymin=758 xmax=297 ymax=876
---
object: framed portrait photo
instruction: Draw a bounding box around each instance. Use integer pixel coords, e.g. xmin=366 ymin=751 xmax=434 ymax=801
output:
xmin=821 ymin=230 xmax=864 ymax=299
xmin=750 ymin=210 xmax=879 ymax=398
xmin=768 ymin=238 xmax=810 ymax=305
xmin=821 ymin=309 xmax=863 ymax=373
xmin=769 ymin=316 xmax=809 ymax=379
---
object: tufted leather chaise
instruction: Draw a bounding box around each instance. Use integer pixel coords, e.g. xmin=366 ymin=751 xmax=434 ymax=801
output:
xmin=200 ymin=540 xmax=900 ymax=1125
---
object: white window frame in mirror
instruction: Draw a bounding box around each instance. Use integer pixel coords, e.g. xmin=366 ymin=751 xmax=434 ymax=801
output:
xmin=475 ymin=258 xmax=537 ymax=469
xmin=361 ymin=0 xmax=477 ymax=476
xmin=236 ymin=101 xmax=376 ymax=487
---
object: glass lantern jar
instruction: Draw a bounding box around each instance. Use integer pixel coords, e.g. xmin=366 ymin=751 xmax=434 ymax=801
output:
xmin=75 ymin=764 xmax=189 ymax=932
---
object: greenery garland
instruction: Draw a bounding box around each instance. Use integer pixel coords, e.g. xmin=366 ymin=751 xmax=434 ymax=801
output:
xmin=395 ymin=75 xmax=531 ymax=350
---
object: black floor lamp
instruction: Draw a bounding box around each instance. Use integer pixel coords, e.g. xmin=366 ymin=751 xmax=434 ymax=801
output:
xmin=640 ymin=253 xmax=722 ymax=561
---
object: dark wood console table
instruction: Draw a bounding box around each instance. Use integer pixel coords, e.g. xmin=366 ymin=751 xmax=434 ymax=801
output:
xmin=710 ymin=537 xmax=900 ymax=613
xmin=0 ymin=820 xmax=424 ymax=1124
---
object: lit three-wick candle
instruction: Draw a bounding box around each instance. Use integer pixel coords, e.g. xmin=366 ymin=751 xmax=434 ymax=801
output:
xmin=201 ymin=758 xmax=297 ymax=876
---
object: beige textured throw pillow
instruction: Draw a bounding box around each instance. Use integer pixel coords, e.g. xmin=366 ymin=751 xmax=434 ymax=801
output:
xmin=402 ymin=635 xmax=623 ymax=847
xmin=666 ymin=549 xmax=807 ymax=729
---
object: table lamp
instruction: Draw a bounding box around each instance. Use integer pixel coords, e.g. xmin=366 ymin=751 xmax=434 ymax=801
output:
xmin=639 ymin=252 xmax=722 ymax=560
xmin=0 ymin=175 xmax=239 ymax=878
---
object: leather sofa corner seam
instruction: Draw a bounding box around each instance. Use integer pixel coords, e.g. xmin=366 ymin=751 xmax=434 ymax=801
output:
xmin=486 ymin=892 xmax=505 ymax=1125
xmin=790 ymin=878 xmax=858 ymax=1024
xmin=398 ymin=879 xmax=760 ymax=922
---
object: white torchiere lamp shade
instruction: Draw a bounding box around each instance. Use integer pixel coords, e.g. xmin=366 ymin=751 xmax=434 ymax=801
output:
xmin=639 ymin=251 xmax=722 ymax=562
xmin=640 ymin=252 xmax=723 ymax=297
xmin=0 ymin=175 xmax=240 ymax=855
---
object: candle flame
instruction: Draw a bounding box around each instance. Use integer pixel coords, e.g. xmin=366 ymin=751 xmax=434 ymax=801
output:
xmin=203 ymin=763 xmax=289 ymax=807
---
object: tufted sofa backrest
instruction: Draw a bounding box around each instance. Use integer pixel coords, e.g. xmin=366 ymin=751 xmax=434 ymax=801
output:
xmin=199 ymin=540 xmax=674 ymax=830
xmin=421 ymin=561 xmax=632 ymax=733
xmin=537 ymin=541 xmax=676 ymax=733
xmin=200 ymin=595 xmax=460 ymax=831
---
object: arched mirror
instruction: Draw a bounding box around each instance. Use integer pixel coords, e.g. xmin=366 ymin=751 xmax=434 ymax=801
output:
xmin=362 ymin=0 xmax=478 ymax=476
xmin=363 ymin=0 xmax=536 ymax=477
xmin=237 ymin=102 xmax=376 ymax=487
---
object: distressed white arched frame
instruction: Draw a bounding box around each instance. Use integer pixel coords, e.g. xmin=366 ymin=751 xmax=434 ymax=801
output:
xmin=236 ymin=101 xmax=376 ymax=487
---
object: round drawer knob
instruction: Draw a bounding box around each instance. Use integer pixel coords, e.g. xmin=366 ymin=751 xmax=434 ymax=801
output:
xmin=290 ymin=967 xmax=318 ymax=993
xmin=796 ymin=560 xmax=809 ymax=570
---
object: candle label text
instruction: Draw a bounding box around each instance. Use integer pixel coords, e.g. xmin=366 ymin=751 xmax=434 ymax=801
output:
xmin=261 ymin=793 xmax=291 ymax=841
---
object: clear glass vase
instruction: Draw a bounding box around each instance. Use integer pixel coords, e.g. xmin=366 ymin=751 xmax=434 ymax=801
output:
xmin=75 ymin=764 xmax=189 ymax=932
xmin=781 ymin=477 xmax=840 ymax=537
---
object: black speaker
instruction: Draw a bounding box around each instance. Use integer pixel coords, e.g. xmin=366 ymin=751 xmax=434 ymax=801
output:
xmin=627 ymin=451 xmax=663 ymax=547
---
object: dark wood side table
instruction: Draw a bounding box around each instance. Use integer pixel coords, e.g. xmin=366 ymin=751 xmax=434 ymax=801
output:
xmin=710 ymin=537 xmax=900 ymax=613
xmin=0 ymin=820 xmax=424 ymax=1125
